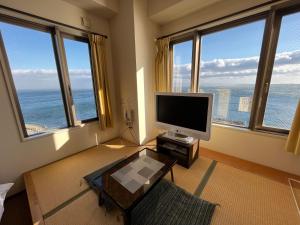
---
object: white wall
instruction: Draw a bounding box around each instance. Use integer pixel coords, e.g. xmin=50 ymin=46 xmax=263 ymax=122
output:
xmin=202 ymin=126 xmax=300 ymax=175
xmin=109 ymin=0 xmax=140 ymax=144
xmin=133 ymin=0 xmax=160 ymax=144
xmin=0 ymin=0 xmax=120 ymax=195
xmin=109 ymin=0 xmax=160 ymax=145
xmin=157 ymin=0 xmax=300 ymax=175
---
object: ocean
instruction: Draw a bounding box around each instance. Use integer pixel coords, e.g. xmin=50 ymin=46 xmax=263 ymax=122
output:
xmin=16 ymin=84 xmax=300 ymax=135
xmin=17 ymin=89 xmax=97 ymax=131
xmin=201 ymin=84 xmax=300 ymax=129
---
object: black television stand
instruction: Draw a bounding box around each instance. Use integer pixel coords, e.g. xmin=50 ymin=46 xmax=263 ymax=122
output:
xmin=156 ymin=133 xmax=199 ymax=168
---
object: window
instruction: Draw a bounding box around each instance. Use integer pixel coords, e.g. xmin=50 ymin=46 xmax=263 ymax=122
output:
xmin=198 ymin=19 xmax=266 ymax=127
xmin=63 ymin=37 xmax=97 ymax=122
xmin=171 ymin=40 xmax=193 ymax=92
xmin=0 ymin=22 xmax=68 ymax=136
xmin=169 ymin=3 xmax=300 ymax=134
xmin=0 ymin=19 xmax=99 ymax=138
xmin=262 ymin=12 xmax=300 ymax=130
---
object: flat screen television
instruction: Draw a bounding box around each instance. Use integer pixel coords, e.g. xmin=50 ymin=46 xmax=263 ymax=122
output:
xmin=155 ymin=92 xmax=213 ymax=141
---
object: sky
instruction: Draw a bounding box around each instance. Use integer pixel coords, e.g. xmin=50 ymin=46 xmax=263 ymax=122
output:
xmin=0 ymin=12 xmax=299 ymax=90
xmin=173 ymin=12 xmax=300 ymax=86
xmin=0 ymin=21 xmax=93 ymax=90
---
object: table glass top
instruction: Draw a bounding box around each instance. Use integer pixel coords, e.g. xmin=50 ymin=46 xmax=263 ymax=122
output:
xmin=102 ymin=148 xmax=176 ymax=210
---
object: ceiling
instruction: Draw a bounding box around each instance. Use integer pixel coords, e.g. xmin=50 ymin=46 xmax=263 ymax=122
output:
xmin=149 ymin=0 xmax=223 ymax=24
xmin=63 ymin=0 xmax=119 ymax=18
xmin=62 ymin=0 xmax=223 ymax=24
xmin=148 ymin=0 xmax=225 ymax=24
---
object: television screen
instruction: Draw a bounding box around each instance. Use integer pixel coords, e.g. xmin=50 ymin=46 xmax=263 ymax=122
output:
xmin=156 ymin=94 xmax=209 ymax=132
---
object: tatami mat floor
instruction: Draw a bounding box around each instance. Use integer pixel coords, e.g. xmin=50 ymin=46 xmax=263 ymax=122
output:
xmin=1 ymin=140 xmax=300 ymax=225
xmin=201 ymin=163 xmax=300 ymax=225
xmin=290 ymin=179 xmax=300 ymax=208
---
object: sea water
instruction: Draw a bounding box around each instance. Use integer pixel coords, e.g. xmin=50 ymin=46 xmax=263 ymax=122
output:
xmin=16 ymin=84 xmax=300 ymax=135
xmin=17 ymin=89 xmax=97 ymax=132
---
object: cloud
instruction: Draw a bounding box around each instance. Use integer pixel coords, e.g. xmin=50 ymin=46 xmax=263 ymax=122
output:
xmin=173 ymin=50 xmax=300 ymax=85
xmin=12 ymin=69 xmax=91 ymax=79
xmin=11 ymin=69 xmax=93 ymax=90
xmin=10 ymin=50 xmax=300 ymax=90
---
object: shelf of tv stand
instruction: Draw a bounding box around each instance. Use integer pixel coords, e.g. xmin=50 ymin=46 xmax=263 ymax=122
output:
xmin=156 ymin=134 xmax=199 ymax=168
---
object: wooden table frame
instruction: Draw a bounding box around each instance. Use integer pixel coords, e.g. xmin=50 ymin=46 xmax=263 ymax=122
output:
xmin=100 ymin=148 xmax=176 ymax=225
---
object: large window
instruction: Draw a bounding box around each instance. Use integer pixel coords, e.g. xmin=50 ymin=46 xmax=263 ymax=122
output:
xmin=198 ymin=20 xmax=266 ymax=127
xmin=169 ymin=4 xmax=300 ymax=134
xmin=0 ymin=19 xmax=98 ymax=138
xmin=63 ymin=37 xmax=97 ymax=122
xmin=262 ymin=12 xmax=300 ymax=130
xmin=171 ymin=39 xmax=193 ymax=92
xmin=0 ymin=22 xmax=68 ymax=136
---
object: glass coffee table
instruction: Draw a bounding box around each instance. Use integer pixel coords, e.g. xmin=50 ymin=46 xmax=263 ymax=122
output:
xmin=102 ymin=148 xmax=177 ymax=225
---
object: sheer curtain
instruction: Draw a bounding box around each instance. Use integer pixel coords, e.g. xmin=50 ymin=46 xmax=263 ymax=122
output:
xmin=285 ymin=100 xmax=300 ymax=155
xmin=89 ymin=34 xmax=113 ymax=129
xmin=155 ymin=37 xmax=171 ymax=92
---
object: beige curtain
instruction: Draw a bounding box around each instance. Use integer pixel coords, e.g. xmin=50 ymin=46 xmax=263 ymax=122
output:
xmin=155 ymin=37 xmax=171 ymax=92
xmin=89 ymin=34 xmax=113 ymax=129
xmin=285 ymin=100 xmax=300 ymax=155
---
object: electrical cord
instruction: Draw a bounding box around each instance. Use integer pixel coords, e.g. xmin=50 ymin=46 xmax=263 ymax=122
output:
xmin=129 ymin=127 xmax=139 ymax=144
xmin=119 ymin=125 xmax=157 ymax=148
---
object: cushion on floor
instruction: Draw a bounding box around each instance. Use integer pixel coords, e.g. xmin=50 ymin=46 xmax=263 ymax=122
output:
xmin=131 ymin=179 xmax=216 ymax=225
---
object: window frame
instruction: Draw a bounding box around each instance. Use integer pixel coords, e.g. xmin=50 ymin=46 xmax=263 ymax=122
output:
xmin=60 ymin=33 xmax=99 ymax=124
xmin=0 ymin=13 xmax=99 ymax=140
xmin=197 ymin=13 xmax=268 ymax=129
xmin=169 ymin=32 xmax=197 ymax=93
xmin=255 ymin=6 xmax=300 ymax=134
xmin=169 ymin=1 xmax=300 ymax=135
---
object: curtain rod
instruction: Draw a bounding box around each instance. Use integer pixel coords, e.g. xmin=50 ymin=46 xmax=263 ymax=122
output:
xmin=0 ymin=4 xmax=108 ymax=39
xmin=157 ymin=0 xmax=282 ymax=40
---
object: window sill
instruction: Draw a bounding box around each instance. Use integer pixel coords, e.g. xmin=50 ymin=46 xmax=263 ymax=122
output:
xmin=212 ymin=123 xmax=288 ymax=140
xmin=21 ymin=120 xmax=99 ymax=142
